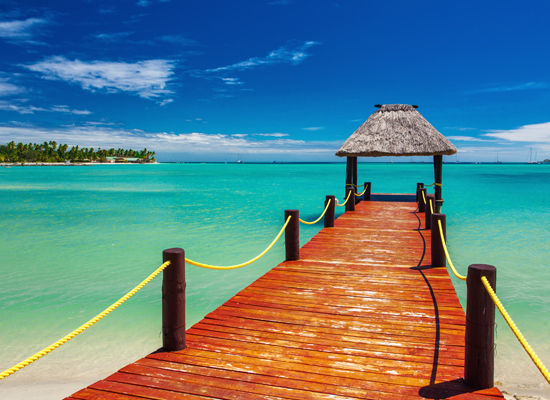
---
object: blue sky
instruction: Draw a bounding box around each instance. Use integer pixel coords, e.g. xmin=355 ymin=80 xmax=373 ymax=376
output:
xmin=1 ymin=0 xmax=549 ymax=162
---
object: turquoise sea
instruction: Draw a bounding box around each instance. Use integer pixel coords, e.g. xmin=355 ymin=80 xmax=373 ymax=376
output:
xmin=1 ymin=163 xmax=549 ymax=393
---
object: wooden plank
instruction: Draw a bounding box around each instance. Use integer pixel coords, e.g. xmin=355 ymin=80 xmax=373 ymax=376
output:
xmin=191 ymin=320 xmax=464 ymax=360
xmin=187 ymin=324 xmax=464 ymax=366
xmin=237 ymin=286 xmax=466 ymax=316
xmin=225 ymin=296 xmax=467 ymax=327
xmin=133 ymin=357 xmax=418 ymax=400
xmin=103 ymin=373 xmax=285 ymax=400
xmin=69 ymin=388 xmax=168 ymax=400
xmin=204 ymin=312 xmax=465 ymax=349
xmin=199 ymin=316 xmax=465 ymax=354
xmin=184 ymin=334 xmax=464 ymax=381
xmin=215 ymin=304 xmax=466 ymax=338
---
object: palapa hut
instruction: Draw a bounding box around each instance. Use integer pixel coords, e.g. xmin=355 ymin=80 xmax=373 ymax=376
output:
xmin=336 ymin=104 xmax=457 ymax=210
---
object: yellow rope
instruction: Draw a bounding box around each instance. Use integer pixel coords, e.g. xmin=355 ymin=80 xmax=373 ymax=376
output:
xmin=185 ymin=216 xmax=291 ymax=270
xmin=345 ymin=183 xmax=361 ymax=188
xmin=424 ymin=182 xmax=442 ymax=187
xmin=354 ymin=184 xmax=369 ymax=197
xmin=481 ymin=276 xmax=550 ymax=384
xmin=299 ymin=199 xmax=331 ymax=225
xmin=336 ymin=190 xmax=352 ymax=207
xmin=437 ymin=219 xmax=467 ymax=281
xmin=0 ymin=261 xmax=171 ymax=380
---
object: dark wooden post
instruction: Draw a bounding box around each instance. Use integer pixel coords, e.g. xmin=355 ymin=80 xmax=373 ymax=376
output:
xmin=418 ymin=188 xmax=427 ymax=213
xmin=324 ymin=195 xmax=335 ymax=228
xmin=345 ymin=185 xmax=355 ymax=212
xmin=162 ymin=248 xmax=186 ymax=351
xmin=465 ymin=264 xmax=496 ymax=389
xmin=364 ymin=182 xmax=371 ymax=201
xmin=434 ymin=155 xmax=443 ymax=213
xmin=430 ymin=213 xmax=446 ymax=267
xmin=345 ymin=157 xmax=353 ymax=198
xmin=285 ymin=210 xmax=299 ymax=261
xmin=425 ymin=194 xmax=435 ymax=230
xmin=416 ymin=182 xmax=424 ymax=203
xmin=352 ymin=156 xmax=358 ymax=194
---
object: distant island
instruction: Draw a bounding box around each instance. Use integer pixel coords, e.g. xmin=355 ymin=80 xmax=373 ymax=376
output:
xmin=0 ymin=141 xmax=156 ymax=164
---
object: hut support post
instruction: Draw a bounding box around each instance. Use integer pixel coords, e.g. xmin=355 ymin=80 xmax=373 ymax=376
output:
xmin=346 ymin=157 xmax=353 ymax=198
xmin=352 ymin=157 xmax=358 ymax=198
xmin=464 ymin=264 xmax=496 ymax=389
xmin=434 ymin=155 xmax=443 ymax=213
xmin=162 ymin=248 xmax=187 ymax=351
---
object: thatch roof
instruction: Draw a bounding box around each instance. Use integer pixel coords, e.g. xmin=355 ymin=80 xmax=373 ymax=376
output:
xmin=336 ymin=104 xmax=457 ymax=157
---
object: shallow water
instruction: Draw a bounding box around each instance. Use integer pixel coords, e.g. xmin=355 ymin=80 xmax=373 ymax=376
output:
xmin=0 ymin=163 xmax=549 ymax=390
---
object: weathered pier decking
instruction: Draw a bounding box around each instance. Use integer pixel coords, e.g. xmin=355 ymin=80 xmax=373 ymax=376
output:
xmin=66 ymin=198 xmax=503 ymax=400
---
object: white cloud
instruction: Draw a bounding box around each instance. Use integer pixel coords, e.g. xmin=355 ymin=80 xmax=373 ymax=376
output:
xmin=454 ymin=146 xmax=516 ymax=154
xmin=0 ymin=18 xmax=47 ymax=39
xmin=444 ymin=126 xmax=476 ymax=131
xmin=99 ymin=7 xmax=116 ymax=14
xmin=0 ymin=124 xmax=338 ymax=155
xmin=158 ymin=98 xmax=173 ymax=106
xmin=0 ymin=81 xmax=24 ymax=96
xmin=93 ymin=32 xmax=134 ymax=41
xmin=256 ymin=133 xmax=289 ymax=137
xmin=232 ymin=133 xmax=289 ymax=138
xmin=158 ymin=35 xmax=198 ymax=46
xmin=446 ymin=136 xmax=490 ymax=142
xmin=465 ymin=82 xmax=548 ymax=94
xmin=0 ymin=100 xmax=92 ymax=115
xmin=137 ymin=0 xmax=170 ymax=7
xmin=205 ymin=41 xmax=319 ymax=73
xmin=24 ymin=57 xmax=175 ymax=102
xmin=303 ymin=127 xmax=324 ymax=131
xmin=484 ymin=122 xmax=550 ymax=143
xmin=222 ymin=77 xmax=243 ymax=85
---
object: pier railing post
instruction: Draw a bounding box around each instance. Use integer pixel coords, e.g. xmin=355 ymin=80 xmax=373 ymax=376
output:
xmin=430 ymin=213 xmax=446 ymax=267
xmin=425 ymin=194 xmax=435 ymax=230
xmin=364 ymin=182 xmax=371 ymax=201
xmin=418 ymin=188 xmax=427 ymax=213
xmin=324 ymin=195 xmax=335 ymax=228
xmin=416 ymin=183 xmax=424 ymax=203
xmin=285 ymin=210 xmax=299 ymax=260
xmin=465 ymin=264 xmax=496 ymax=389
xmin=162 ymin=248 xmax=186 ymax=351
xmin=345 ymin=185 xmax=355 ymax=212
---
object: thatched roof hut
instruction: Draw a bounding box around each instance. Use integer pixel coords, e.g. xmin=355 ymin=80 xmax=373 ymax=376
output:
xmin=337 ymin=104 xmax=457 ymax=210
xmin=336 ymin=104 xmax=457 ymax=158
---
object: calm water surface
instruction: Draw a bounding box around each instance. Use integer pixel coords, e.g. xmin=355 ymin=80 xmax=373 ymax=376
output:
xmin=1 ymin=163 xmax=549 ymax=389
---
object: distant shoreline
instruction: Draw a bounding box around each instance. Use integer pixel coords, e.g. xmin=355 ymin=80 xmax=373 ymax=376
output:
xmin=0 ymin=162 xmax=160 ymax=167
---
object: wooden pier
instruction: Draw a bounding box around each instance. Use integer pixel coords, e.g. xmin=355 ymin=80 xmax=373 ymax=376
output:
xmin=66 ymin=197 xmax=503 ymax=400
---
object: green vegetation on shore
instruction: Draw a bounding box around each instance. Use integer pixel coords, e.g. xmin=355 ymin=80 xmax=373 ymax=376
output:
xmin=0 ymin=141 xmax=156 ymax=163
